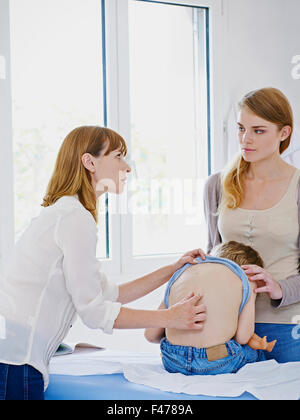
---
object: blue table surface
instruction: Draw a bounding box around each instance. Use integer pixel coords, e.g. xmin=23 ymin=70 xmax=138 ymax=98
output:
xmin=45 ymin=373 xmax=257 ymax=400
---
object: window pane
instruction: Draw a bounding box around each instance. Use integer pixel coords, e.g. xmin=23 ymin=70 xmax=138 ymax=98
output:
xmin=128 ymin=0 xmax=210 ymax=256
xmin=9 ymin=0 xmax=107 ymax=258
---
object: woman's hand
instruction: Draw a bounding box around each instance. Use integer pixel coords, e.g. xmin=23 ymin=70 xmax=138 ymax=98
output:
xmin=172 ymin=248 xmax=206 ymax=272
xmin=166 ymin=292 xmax=207 ymax=330
xmin=118 ymin=248 xmax=206 ymax=305
xmin=241 ymin=265 xmax=283 ymax=300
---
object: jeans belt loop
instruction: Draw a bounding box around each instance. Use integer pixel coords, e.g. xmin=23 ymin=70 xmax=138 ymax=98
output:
xmin=187 ymin=347 xmax=193 ymax=363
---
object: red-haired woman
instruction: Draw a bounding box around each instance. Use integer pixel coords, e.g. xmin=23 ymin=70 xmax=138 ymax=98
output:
xmin=0 ymin=126 xmax=206 ymax=400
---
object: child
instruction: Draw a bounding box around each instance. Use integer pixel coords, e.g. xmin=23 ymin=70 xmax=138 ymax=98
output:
xmin=145 ymin=241 xmax=276 ymax=375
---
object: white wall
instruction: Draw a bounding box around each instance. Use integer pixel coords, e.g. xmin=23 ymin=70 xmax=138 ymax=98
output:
xmin=219 ymin=0 xmax=300 ymax=165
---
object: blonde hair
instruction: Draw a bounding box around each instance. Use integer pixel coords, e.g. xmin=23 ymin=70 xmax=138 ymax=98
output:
xmin=42 ymin=126 xmax=127 ymax=223
xmin=211 ymin=241 xmax=264 ymax=268
xmin=221 ymin=88 xmax=294 ymax=211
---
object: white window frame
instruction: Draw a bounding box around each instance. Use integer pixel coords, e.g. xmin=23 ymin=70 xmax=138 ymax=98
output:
xmin=103 ymin=0 xmax=225 ymax=277
xmin=1 ymin=0 xmax=226 ymax=280
xmin=0 ymin=0 xmax=15 ymax=274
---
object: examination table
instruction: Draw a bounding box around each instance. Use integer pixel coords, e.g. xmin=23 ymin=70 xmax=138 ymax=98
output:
xmin=45 ymin=349 xmax=257 ymax=400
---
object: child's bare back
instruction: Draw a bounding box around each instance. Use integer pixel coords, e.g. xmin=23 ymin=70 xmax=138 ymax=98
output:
xmin=145 ymin=241 xmax=277 ymax=376
xmin=166 ymin=263 xmax=243 ymax=348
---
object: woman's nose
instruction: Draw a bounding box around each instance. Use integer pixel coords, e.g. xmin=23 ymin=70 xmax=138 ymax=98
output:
xmin=125 ymin=161 xmax=131 ymax=172
xmin=241 ymin=130 xmax=253 ymax=144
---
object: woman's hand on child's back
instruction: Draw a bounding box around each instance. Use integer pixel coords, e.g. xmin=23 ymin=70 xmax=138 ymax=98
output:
xmin=173 ymin=248 xmax=206 ymax=272
xmin=166 ymin=293 xmax=207 ymax=330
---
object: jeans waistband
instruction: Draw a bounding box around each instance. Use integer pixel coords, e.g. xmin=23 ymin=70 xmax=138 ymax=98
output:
xmin=160 ymin=338 xmax=240 ymax=359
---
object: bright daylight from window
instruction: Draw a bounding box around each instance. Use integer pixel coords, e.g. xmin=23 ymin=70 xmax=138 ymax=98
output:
xmin=128 ymin=0 xmax=210 ymax=256
xmin=9 ymin=0 xmax=108 ymax=258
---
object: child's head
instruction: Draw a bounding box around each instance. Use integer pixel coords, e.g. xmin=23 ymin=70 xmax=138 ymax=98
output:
xmin=210 ymin=241 xmax=264 ymax=268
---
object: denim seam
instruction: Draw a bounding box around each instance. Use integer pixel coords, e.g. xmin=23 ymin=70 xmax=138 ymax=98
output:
xmin=163 ymin=355 xmax=243 ymax=374
xmin=162 ymin=352 xmax=190 ymax=368
xmin=0 ymin=364 xmax=9 ymax=400
xmin=186 ymin=347 xmax=193 ymax=372
xmin=189 ymin=356 xmax=242 ymax=373
xmin=24 ymin=365 xmax=28 ymax=401
xmin=162 ymin=350 xmax=246 ymax=374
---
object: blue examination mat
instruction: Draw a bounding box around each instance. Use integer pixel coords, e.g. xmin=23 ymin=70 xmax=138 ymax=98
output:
xmin=45 ymin=373 xmax=256 ymax=400
xmin=46 ymin=349 xmax=259 ymax=400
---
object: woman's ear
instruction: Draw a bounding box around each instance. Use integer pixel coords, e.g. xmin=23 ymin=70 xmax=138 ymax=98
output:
xmin=280 ymin=125 xmax=292 ymax=142
xmin=81 ymin=153 xmax=95 ymax=173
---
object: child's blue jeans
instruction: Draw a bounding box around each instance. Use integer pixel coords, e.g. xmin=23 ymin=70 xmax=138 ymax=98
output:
xmin=160 ymin=338 xmax=264 ymax=375
xmin=255 ymin=323 xmax=300 ymax=363
xmin=0 ymin=363 xmax=44 ymax=400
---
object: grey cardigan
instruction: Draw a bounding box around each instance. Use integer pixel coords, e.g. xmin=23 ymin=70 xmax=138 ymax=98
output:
xmin=203 ymin=172 xmax=300 ymax=309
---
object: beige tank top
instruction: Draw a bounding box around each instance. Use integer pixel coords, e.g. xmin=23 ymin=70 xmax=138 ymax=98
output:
xmin=218 ymin=169 xmax=300 ymax=324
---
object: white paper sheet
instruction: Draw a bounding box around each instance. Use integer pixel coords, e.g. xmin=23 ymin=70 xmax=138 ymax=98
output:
xmin=123 ymin=359 xmax=300 ymax=400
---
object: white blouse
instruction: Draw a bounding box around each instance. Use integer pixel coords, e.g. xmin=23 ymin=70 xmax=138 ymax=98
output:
xmin=0 ymin=195 xmax=121 ymax=390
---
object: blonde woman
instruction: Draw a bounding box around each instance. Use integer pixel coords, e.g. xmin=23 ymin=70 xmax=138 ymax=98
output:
xmin=0 ymin=126 xmax=206 ymax=400
xmin=204 ymin=87 xmax=300 ymax=363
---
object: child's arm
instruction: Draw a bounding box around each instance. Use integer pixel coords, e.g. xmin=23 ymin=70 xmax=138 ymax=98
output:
xmin=234 ymin=280 xmax=257 ymax=345
xmin=144 ymin=300 xmax=166 ymax=343
xmin=235 ymin=280 xmax=277 ymax=351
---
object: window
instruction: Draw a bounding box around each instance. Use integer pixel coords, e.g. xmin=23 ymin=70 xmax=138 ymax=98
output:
xmin=9 ymin=0 xmax=108 ymax=258
xmin=3 ymin=0 xmax=216 ymax=277
xmin=2 ymin=0 xmax=221 ymax=350
xmin=127 ymin=0 xmax=211 ymax=258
